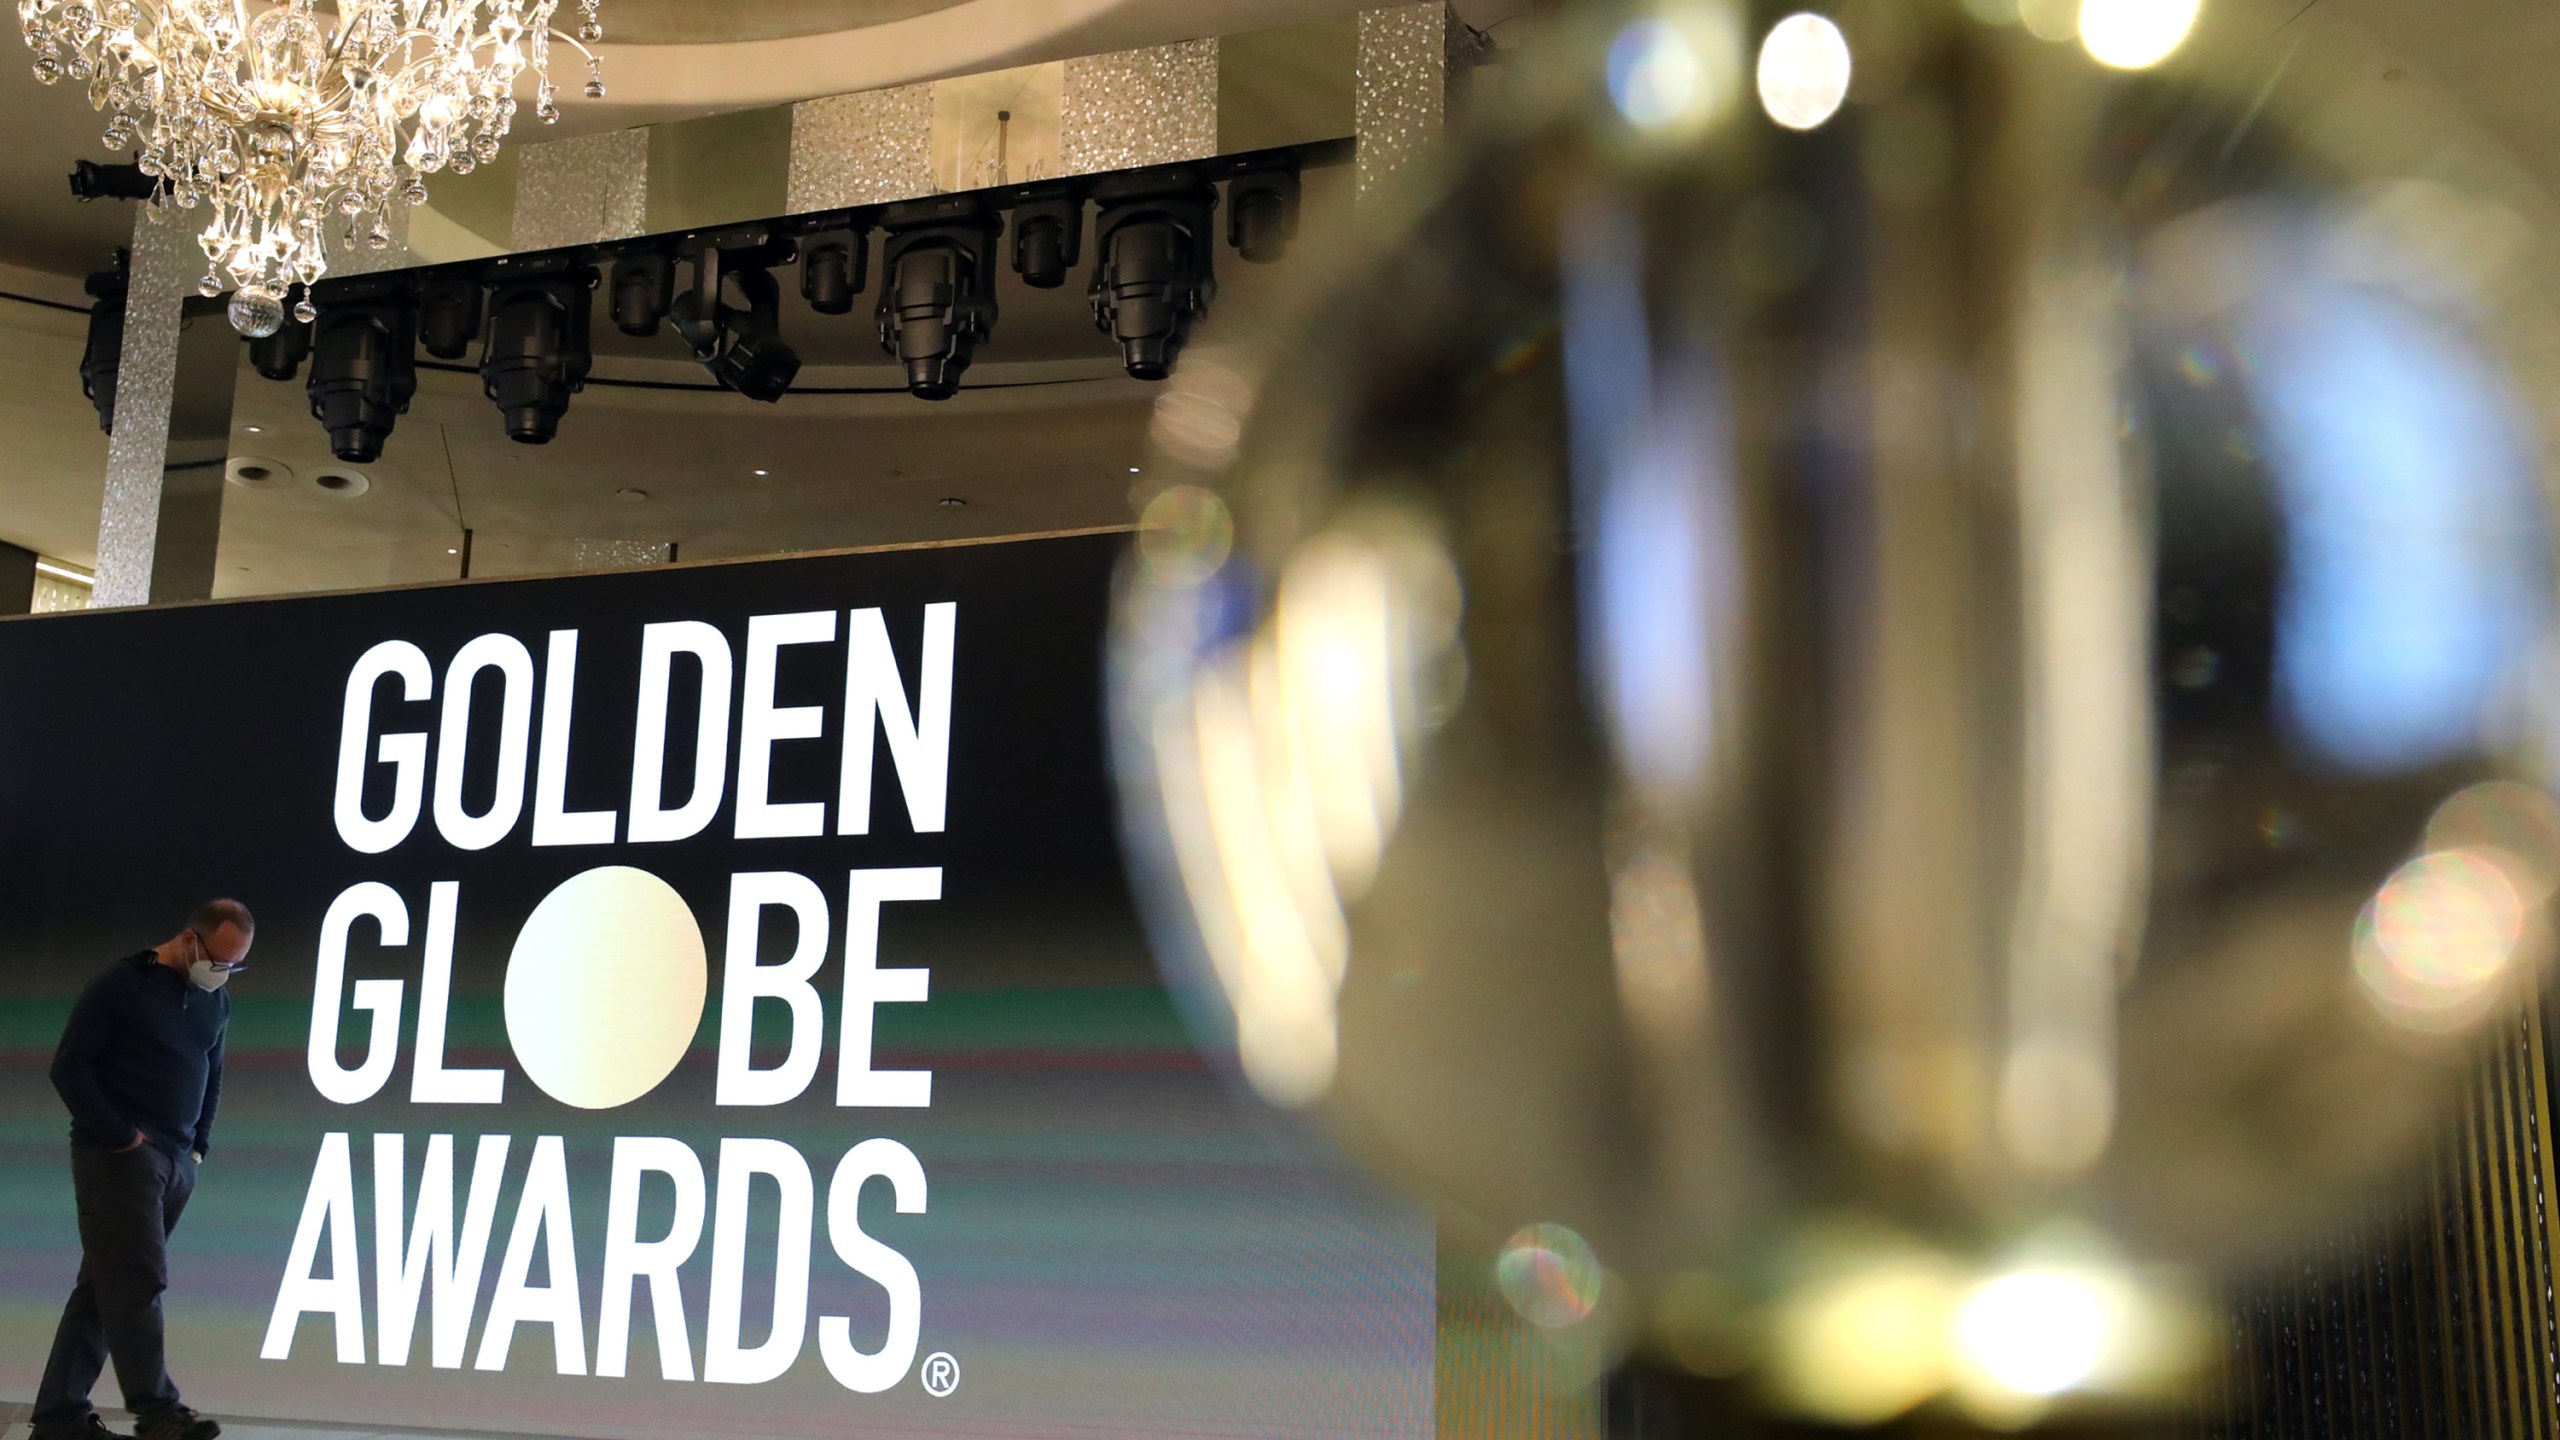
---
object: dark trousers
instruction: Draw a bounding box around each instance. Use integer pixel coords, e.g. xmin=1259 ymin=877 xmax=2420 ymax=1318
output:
xmin=32 ymin=1144 xmax=197 ymax=1428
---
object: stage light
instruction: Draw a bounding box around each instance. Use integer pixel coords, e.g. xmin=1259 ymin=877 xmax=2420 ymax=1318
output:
xmin=78 ymin=249 xmax=126 ymax=435
xmin=306 ymin=280 xmax=418 ymax=463
xmin=1226 ymin=163 xmax=1300 ymax=264
xmin=670 ymin=232 xmax=800 ymax=403
xmin=479 ymin=260 xmax=596 ymax=445
xmin=1011 ymin=190 xmax=1083 ymax=290
xmin=798 ymin=224 xmax=869 ymax=315
xmin=417 ymin=272 xmax=483 ymax=360
xmin=877 ymin=197 xmax=1003 ymax=400
xmin=67 ymin=159 xmax=156 ymax=202
xmin=247 ymin=311 xmax=312 ymax=381
xmin=1089 ymin=169 xmax=1219 ymax=381
xmin=611 ymin=251 xmax=675 ymax=338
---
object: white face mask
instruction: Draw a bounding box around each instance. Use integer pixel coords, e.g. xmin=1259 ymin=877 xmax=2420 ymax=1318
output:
xmin=186 ymin=933 xmax=235 ymax=992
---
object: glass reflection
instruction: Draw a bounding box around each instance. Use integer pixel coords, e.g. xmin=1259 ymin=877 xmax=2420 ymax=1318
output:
xmin=1110 ymin=0 xmax=2560 ymax=1424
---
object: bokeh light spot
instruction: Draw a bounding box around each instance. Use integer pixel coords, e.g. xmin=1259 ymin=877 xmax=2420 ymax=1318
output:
xmin=1756 ymin=13 xmax=1852 ymax=131
xmin=1495 ymin=1223 xmax=1605 ymax=1328
xmin=1952 ymin=1268 xmax=2120 ymax=1399
xmin=1609 ymin=19 xmax=1704 ymax=130
xmin=2353 ymin=847 xmax=2529 ymax=1031
xmin=1137 ymin=484 xmax=1236 ymax=588
xmin=2425 ymin=781 xmax=2560 ymax=904
xmin=1769 ymin=1250 xmax=1961 ymax=1424
xmin=2078 ymin=0 xmax=2201 ymax=69
xmin=2017 ymin=0 xmax=2082 ymax=41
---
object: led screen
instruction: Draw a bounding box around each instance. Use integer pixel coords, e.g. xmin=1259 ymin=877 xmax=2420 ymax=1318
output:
xmin=0 ymin=533 xmax=1433 ymax=1440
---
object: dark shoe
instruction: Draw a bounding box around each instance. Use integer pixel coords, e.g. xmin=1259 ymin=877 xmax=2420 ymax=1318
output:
xmin=132 ymin=1408 xmax=219 ymax=1440
xmin=30 ymin=1418 xmax=128 ymax=1440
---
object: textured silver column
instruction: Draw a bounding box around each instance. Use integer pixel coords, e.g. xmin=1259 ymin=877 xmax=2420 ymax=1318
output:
xmin=1061 ymin=39 xmax=1219 ymax=175
xmin=787 ymin=85 xmax=934 ymax=211
xmin=147 ymin=296 xmax=242 ymax=603
xmin=512 ymin=128 xmax=651 ymax=251
xmin=572 ymin=539 xmax=677 ymax=569
xmin=91 ymin=205 xmax=194 ymax=608
xmin=1356 ymin=3 xmax=1468 ymax=199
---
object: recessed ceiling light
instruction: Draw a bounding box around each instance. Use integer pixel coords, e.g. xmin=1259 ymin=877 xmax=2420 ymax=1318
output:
xmin=243 ymin=425 xmax=262 ymax=433
xmin=938 ymin=497 xmax=967 ymax=508
xmin=753 ymin=468 xmax=770 ymax=477
xmin=225 ymin=456 xmax=290 ymax=488
xmin=446 ymin=548 xmax=459 ymax=555
xmin=616 ymin=487 xmax=650 ymax=502
xmin=1128 ymin=467 xmax=1142 ymax=474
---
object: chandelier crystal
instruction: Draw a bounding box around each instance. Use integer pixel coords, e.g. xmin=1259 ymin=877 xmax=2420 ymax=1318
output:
xmin=18 ymin=0 xmax=604 ymax=335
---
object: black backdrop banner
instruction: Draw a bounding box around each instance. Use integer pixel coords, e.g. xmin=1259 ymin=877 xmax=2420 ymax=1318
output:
xmin=0 ymin=533 xmax=1433 ymax=1440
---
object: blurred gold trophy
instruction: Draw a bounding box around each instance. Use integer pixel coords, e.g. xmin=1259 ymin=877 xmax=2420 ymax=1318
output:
xmin=1113 ymin=0 xmax=2560 ymax=1428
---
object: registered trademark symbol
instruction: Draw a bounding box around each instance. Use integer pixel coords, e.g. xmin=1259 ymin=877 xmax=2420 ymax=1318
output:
xmin=921 ymin=1351 xmax=960 ymax=1397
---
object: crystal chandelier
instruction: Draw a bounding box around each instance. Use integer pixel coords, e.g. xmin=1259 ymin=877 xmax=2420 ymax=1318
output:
xmin=18 ymin=0 xmax=604 ymax=336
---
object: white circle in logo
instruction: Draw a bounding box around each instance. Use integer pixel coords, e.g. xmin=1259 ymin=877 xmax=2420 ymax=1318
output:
xmin=921 ymin=1351 xmax=960 ymax=1397
xmin=503 ymin=865 xmax=707 ymax=1109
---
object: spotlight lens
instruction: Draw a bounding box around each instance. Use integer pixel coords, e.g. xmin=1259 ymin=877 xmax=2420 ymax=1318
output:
xmin=1757 ymin=13 xmax=1853 ymax=131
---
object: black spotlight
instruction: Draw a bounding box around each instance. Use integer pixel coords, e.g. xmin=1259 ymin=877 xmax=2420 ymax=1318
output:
xmin=1010 ymin=190 xmax=1082 ymax=290
xmin=1226 ymin=160 xmax=1300 ymax=264
xmin=798 ymin=224 xmax=869 ymax=315
xmin=247 ymin=311 xmax=312 ymax=381
xmin=1088 ymin=168 xmax=1219 ymax=381
xmin=68 ymin=159 xmax=156 ymax=202
xmin=306 ymin=280 xmax=418 ymax=463
xmin=479 ymin=260 xmax=595 ymax=444
xmin=670 ymin=232 xmax=800 ymax=403
xmin=78 ymin=249 xmax=127 ymax=435
xmin=611 ymin=250 xmax=674 ymax=338
xmin=417 ymin=272 xmax=483 ymax=360
xmin=877 ymin=198 xmax=1002 ymax=401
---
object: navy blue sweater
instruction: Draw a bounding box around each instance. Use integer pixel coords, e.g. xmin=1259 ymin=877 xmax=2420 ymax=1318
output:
xmin=50 ymin=952 xmax=228 ymax=1158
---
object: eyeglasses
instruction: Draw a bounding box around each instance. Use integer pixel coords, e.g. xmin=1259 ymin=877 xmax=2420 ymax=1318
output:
xmin=190 ymin=930 xmax=250 ymax=974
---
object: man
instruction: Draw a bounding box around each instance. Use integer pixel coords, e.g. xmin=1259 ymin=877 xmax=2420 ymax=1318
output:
xmin=30 ymin=900 xmax=251 ymax=1440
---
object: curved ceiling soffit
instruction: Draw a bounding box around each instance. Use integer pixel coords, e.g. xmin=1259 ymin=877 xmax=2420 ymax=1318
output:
xmin=587 ymin=0 xmax=1363 ymax=110
xmin=605 ymin=0 xmax=977 ymax=46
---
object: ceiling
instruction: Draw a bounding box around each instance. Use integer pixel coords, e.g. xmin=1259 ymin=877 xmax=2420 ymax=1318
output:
xmin=11 ymin=0 xmax=2554 ymax=608
xmin=607 ymin=0 xmax=977 ymax=45
xmin=212 ymin=363 xmax=1163 ymax=596
xmin=0 ymin=289 xmax=112 ymax=569
xmin=0 ymin=158 xmax=1354 ymax=597
xmin=0 ymin=0 xmax=1418 ymax=601
xmin=0 ymin=0 xmax=1498 ymax=278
